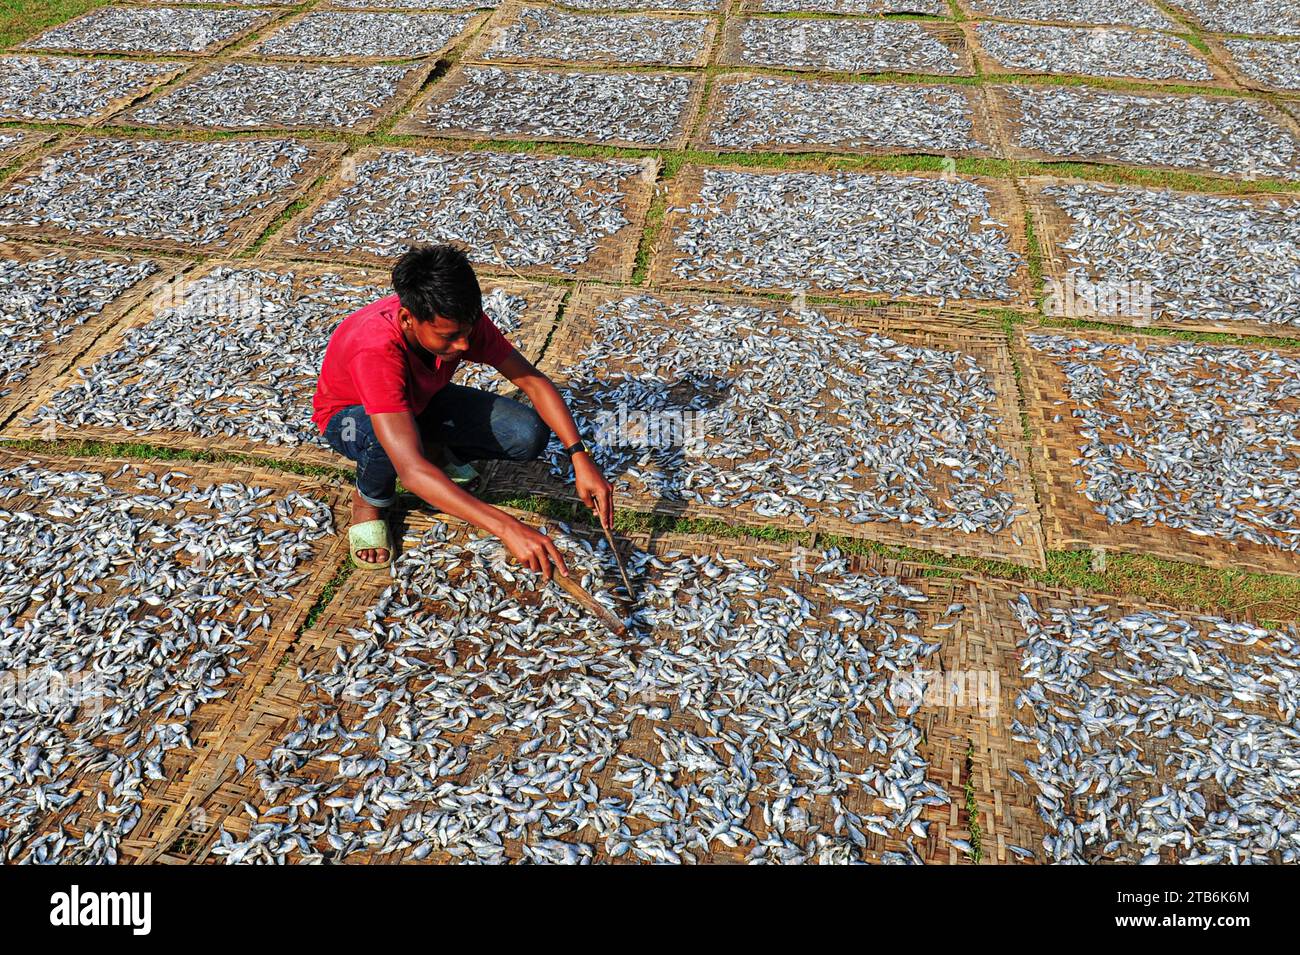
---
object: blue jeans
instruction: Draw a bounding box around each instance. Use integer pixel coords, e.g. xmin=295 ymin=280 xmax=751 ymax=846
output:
xmin=322 ymin=385 xmax=550 ymax=508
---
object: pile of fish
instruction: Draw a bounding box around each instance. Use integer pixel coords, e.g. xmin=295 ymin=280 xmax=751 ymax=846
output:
xmin=212 ymin=522 xmax=953 ymax=864
xmin=669 ymin=167 xmax=1023 ymax=302
xmin=1002 ymin=85 xmax=1300 ymax=180
xmin=732 ymin=18 xmax=968 ymax=75
xmin=250 ymin=11 xmax=477 ymax=60
xmin=974 ymin=22 xmax=1213 ymax=82
xmin=0 ymin=251 xmax=160 ymax=401
xmin=555 ymin=0 xmax=720 ymax=10
xmin=29 ymin=266 xmax=386 ymax=450
xmin=481 ymin=7 xmax=711 ymax=67
xmin=128 ymin=62 xmax=420 ymax=130
xmin=706 ymin=77 xmax=986 ymax=153
xmin=0 ymin=136 xmax=323 ymax=249
xmin=18 ymin=6 xmax=271 ymax=55
xmin=1223 ymin=38 xmax=1300 ymax=92
xmin=0 ymin=462 xmax=336 ymax=864
xmin=755 ymin=0 xmax=948 ymax=13
xmin=0 ymin=55 xmax=177 ymax=123
xmin=330 ymin=0 xmax=495 ymax=7
xmin=543 ymin=292 xmax=1027 ymax=536
xmin=1042 ymin=181 xmax=1300 ymax=329
xmin=1010 ymin=595 xmax=1300 ymax=863
xmin=288 ymin=149 xmax=645 ymax=274
xmin=420 ymin=66 xmax=696 ymax=146
xmin=1176 ymin=0 xmax=1300 ymax=36
xmin=1028 ymin=334 xmax=1300 ymax=553
xmin=966 ymin=0 xmax=1176 ymax=29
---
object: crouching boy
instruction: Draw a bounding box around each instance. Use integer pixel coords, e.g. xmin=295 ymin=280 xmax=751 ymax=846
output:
xmin=312 ymin=243 xmax=613 ymax=576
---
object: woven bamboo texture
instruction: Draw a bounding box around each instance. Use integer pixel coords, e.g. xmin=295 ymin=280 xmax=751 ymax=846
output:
xmin=166 ymin=507 xmax=986 ymax=864
xmin=242 ymin=9 xmax=490 ymax=63
xmin=267 ymin=145 xmax=658 ymax=284
xmin=0 ymin=128 xmax=56 ymax=167
xmin=986 ymin=84 xmax=1300 ymax=182
xmin=491 ymin=285 xmax=1047 ymax=568
xmin=393 ymin=63 xmax=705 ymax=149
xmin=692 ymin=74 xmax=1000 ymax=157
xmin=1016 ymin=324 xmax=1300 ymax=578
xmin=1023 ymin=173 xmax=1300 ymax=338
xmin=964 ymin=21 xmax=1238 ymax=89
xmin=462 ymin=4 xmax=718 ymax=68
xmin=0 ymin=135 xmax=347 ymax=256
xmin=17 ymin=6 xmax=287 ymax=57
xmin=1206 ymin=36 xmax=1300 ymax=96
xmin=118 ymin=59 xmax=436 ymax=133
xmin=0 ymin=449 xmax=349 ymax=866
xmin=717 ymin=18 xmax=975 ymax=76
xmin=648 ymin=163 xmax=1035 ymax=311
xmin=953 ymin=0 xmax=1176 ymax=29
xmin=938 ymin=571 xmax=1287 ymax=864
xmin=3 ymin=258 xmax=565 ymax=470
xmin=0 ymin=241 xmax=192 ymax=428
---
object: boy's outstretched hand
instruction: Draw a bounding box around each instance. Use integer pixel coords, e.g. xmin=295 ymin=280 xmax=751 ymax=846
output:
xmin=499 ymin=519 xmax=569 ymax=581
xmin=574 ymin=454 xmax=614 ymax=528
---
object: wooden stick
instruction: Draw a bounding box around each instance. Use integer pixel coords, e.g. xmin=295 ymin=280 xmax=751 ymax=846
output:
xmin=597 ymin=512 xmax=638 ymax=605
xmin=549 ymin=571 xmax=627 ymax=638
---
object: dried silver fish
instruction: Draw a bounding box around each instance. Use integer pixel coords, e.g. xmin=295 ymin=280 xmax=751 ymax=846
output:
xmin=126 ymin=62 xmax=422 ymax=131
xmin=1222 ymin=38 xmax=1300 ymax=92
xmin=250 ymin=11 xmax=477 ymax=60
xmin=705 ymin=76 xmax=988 ymax=153
xmin=667 ymin=167 xmax=1023 ymax=302
xmin=0 ymin=55 xmax=179 ymax=123
xmin=1028 ymin=334 xmax=1300 ymax=552
xmin=975 ymin=22 xmax=1214 ymax=82
xmin=413 ymin=65 xmax=697 ymax=146
xmin=728 ymin=17 xmax=969 ymax=75
xmin=964 ymin=0 xmax=1175 ymax=29
xmin=1176 ymin=0 xmax=1300 ymax=37
xmin=1002 ymin=85 xmax=1300 ymax=180
xmin=18 ymin=6 xmax=274 ymax=55
xmin=480 ymin=6 xmax=712 ymax=66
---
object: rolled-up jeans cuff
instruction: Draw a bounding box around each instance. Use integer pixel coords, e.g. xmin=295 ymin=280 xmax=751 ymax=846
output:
xmin=356 ymin=488 xmax=395 ymax=509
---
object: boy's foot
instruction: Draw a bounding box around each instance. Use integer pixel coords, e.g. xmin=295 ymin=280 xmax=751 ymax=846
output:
xmin=351 ymin=490 xmax=389 ymax=566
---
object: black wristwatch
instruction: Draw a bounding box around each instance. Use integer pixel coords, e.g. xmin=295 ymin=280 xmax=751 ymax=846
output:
xmin=564 ymin=440 xmax=588 ymax=457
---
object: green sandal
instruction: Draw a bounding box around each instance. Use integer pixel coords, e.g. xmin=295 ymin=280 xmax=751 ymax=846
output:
xmin=348 ymin=519 xmax=392 ymax=570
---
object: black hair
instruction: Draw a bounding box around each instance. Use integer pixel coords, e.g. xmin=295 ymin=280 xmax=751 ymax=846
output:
xmin=391 ymin=244 xmax=482 ymax=327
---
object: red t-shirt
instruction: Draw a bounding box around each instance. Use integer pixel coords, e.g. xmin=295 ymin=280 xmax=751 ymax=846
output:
xmin=312 ymin=293 xmax=514 ymax=433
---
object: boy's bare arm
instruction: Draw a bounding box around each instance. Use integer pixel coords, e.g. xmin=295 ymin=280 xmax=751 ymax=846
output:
xmin=369 ymin=410 xmax=569 ymax=579
xmin=497 ymin=349 xmax=615 ymax=527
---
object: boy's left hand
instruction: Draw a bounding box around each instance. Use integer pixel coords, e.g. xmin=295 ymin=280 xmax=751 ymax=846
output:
xmin=573 ymin=454 xmax=614 ymax=528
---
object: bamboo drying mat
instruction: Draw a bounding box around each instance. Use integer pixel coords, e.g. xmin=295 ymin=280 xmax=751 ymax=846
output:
xmin=0 ymin=449 xmax=348 ymax=865
xmin=0 ymin=241 xmax=192 ymax=428
xmin=490 ymin=285 xmax=1047 ymax=568
xmin=394 ymin=63 xmax=705 ymax=149
xmin=717 ymin=17 xmax=975 ymax=76
xmin=964 ymin=20 xmax=1239 ymax=89
xmin=154 ymin=507 xmax=984 ymax=864
xmin=1023 ymin=173 xmax=1300 ymax=338
xmin=266 ymin=145 xmax=657 ymax=284
xmin=648 ymin=163 xmax=1035 ymax=311
xmin=692 ymin=73 xmax=1000 ymax=158
xmin=461 ymin=3 xmax=718 ymax=68
xmin=1016 ymin=323 xmax=1300 ymax=578
xmin=118 ymin=59 xmax=436 ymax=134
xmin=3 ymin=258 xmax=565 ymax=471
xmin=240 ymin=9 xmax=490 ymax=63
xmin=0 ymin=134 xmax=347 ymax=256
xmin=938 ymin=571 xmax=1292 ymax=864
xmin=986 ymin=84 xmax=1300 ymax=182
xmin=17 ymin=6 xmax=287 ymax=58
xmin=1205 ymin=35 xmax=1300 ymax=96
